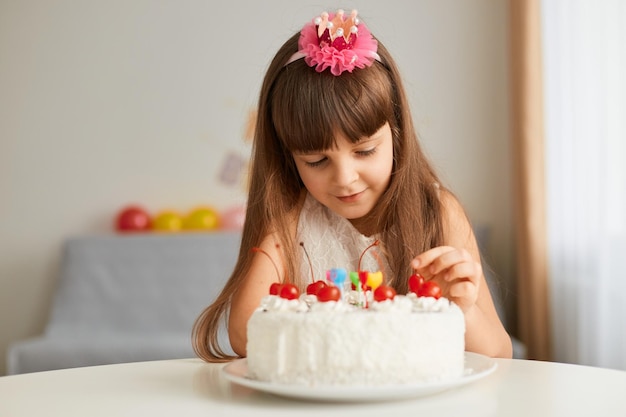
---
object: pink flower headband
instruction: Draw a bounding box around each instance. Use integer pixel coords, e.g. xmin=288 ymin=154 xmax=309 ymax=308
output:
xmin=286 ymin=9 xmax=381 ymax=76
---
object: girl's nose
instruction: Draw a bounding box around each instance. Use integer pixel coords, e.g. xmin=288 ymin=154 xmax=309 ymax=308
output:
xmin=332 ymin=161 xmax=358 ymax=186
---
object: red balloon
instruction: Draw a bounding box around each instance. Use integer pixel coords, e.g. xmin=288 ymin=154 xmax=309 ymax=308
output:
xmin=116 ymin=206 xmax=152 ymax=232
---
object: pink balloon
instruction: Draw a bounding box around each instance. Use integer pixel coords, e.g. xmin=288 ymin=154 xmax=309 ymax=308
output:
xmin=220 ymin=205 xmax=246 ymax=230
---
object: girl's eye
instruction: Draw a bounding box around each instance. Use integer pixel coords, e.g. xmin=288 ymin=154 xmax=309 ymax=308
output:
xmin=305 ymin=157 xmax=327 ymax=168
xmin=300 ymin=146 xmax=376 ymax=168
xmin=356 ymin=147 xmax=377 ymax=157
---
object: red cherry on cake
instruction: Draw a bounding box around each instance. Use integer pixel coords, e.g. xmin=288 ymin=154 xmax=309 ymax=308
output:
xmin=408 ymin=273 xmax=442 ymax=299
xmin=373 ymin=285 xmax=396 ymax=302
xmin=316 ymin=285 xmax=341 ymax=302
xmin=417 ymin=281 xmax=442 ymax=299
xmin=408 ymin=273 xmax=425 ymax=293
xmin=306 ymin=280 xmax=327 ymax=296
xmin=279 ymin=283 xmax=299 ymax=300
xmin=269 ymin=282 xmax=282 ymax=295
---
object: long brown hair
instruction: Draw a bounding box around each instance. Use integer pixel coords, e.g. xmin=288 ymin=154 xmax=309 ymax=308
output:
xmin=193 ymin=31 xmax=446 ymax=362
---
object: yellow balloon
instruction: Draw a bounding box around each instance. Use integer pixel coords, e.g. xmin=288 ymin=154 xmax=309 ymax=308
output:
xmin=153 ymin=211 xmax=183 ymax=232
xmin=184 ymin=207 xmax=220 ymax=231
xmin=366 ymin=271 xmax=384 ymax=290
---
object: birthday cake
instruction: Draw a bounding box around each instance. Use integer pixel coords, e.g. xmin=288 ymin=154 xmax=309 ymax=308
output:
xmin=245 ymin=272 xmax=466 ymax=386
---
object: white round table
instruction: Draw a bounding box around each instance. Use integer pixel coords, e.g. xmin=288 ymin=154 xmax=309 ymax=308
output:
xmin=1 ymin=358 xmax=625 ymax=416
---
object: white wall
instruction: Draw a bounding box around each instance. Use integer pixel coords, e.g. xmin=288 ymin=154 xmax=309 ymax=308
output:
xmin=0 ymin=0 xmax=512 ymax=375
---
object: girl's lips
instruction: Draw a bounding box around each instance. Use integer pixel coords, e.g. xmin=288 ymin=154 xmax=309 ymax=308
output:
xmin=337 ymin=191 xmax=364 ymax=203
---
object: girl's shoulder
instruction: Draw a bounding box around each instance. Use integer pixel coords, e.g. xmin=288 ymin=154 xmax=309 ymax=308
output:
xmin=437 ymin=186 xmax=463 ymax=215
xmin=258 ymin=192 xmax=305 ymax=249
xmin=437 ymin=187 xmax=475 ymax=248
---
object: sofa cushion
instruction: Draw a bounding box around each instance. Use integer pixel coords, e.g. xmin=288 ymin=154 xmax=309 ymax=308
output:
xmin=46 ymin=232 xmax=240 ymax=337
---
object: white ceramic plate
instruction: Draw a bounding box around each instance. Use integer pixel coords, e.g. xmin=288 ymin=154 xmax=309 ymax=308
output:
xmin=221 ymin=352 xmax=497 ymax=402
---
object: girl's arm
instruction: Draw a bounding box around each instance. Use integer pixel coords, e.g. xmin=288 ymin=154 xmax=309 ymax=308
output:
xmin=411 ymin=191 xmax=513 ymax=358
xmin=227 ymin=200 xmax=301 ymax=357
xmin=227 ymin=233 xmax=286 ymax=357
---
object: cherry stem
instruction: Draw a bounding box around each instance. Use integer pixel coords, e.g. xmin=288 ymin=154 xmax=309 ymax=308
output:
xmin=358 ymin=239 xmax=380 ymax=272
xmin=252 ymin=244 xmax=284 ymax=283
xmin=299 ymin=242 xmax=315 ymax=284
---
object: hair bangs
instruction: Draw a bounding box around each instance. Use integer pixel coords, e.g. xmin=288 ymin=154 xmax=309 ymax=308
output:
xmin=271 ymin=61 xmax=394 ymax=153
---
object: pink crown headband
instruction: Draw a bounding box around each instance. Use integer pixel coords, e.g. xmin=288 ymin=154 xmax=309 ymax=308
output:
xmin=286 ymin=9 xmax=381 ymax=76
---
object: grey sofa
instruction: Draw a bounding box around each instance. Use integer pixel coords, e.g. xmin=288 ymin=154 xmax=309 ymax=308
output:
xmin=6 ymin=232 xmax=240 ymax=375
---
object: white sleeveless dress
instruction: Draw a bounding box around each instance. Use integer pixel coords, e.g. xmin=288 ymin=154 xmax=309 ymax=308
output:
xmin=295 ymin=193 xmax=390 ymax=281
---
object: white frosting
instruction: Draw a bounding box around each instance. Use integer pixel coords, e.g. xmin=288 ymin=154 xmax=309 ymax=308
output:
xmin=257 ymin=295 xmax=309 ymax=313
xmin=308 ymin=300 xmax=353 ymax=313
xmin=246 ymin=294 xmax=466 ymax=386
xmin=260 ymin=294 xmax=459 ymax=313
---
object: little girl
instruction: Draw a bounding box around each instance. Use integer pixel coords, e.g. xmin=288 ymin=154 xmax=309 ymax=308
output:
xmin=193 ymin=10 xmax=512 ymax=361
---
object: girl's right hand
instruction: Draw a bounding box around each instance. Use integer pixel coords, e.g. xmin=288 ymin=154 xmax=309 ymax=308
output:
xmin=410 ymin=246 xmax=482 ymax=313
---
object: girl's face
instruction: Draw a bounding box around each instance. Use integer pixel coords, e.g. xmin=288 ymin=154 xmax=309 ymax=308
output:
xmin=292 ymin=123 xmax=394 ymax=224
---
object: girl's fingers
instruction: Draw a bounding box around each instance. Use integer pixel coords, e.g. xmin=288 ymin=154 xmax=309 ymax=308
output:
xmin=449 ymin=280 xmax=476 ymax=298
xmin=410 ymin=246 xmax=456 ymax=272
xmin=442 ymin=259 xmax=482 ymax=283
xmin=448 ymin=280 xmax=479 ymax=311
xmin=411 ymin=247 xmax=482 ymax=313
xmin=412 ymin=247 xmax=474 ymax=277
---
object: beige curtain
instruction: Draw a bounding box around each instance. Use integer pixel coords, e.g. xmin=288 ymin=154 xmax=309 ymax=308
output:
xmin=508 ymin=0 xmax=552 ymax=361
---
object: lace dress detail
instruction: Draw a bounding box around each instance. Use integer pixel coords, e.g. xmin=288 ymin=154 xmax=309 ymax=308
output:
xmin=296 ymin=194 xmax=389 ymax=281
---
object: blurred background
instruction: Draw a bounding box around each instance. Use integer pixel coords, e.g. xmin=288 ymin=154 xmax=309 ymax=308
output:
xmin=4 ymin=0 xmax=622 ymax=376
